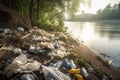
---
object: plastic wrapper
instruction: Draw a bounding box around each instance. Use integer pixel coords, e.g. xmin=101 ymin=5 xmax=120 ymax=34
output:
xmin=42 ymin=66 xmax=71 ymax=80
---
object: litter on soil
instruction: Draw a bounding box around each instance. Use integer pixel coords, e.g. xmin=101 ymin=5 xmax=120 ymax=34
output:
xmin=0 ymin=27 xmax=111 ymax=80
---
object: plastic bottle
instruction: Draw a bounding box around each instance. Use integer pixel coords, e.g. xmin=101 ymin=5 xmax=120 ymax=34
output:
xmin=81 ymin=67 xmax=88 ymax=77
xmin=70 ymin=59 xmax=76 ymax=69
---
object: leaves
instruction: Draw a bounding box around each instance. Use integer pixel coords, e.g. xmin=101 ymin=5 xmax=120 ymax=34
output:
xmin=0 ymin=0 xmax=91 ymax=31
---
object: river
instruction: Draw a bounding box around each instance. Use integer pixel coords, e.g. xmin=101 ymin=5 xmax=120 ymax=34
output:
xmin=64 ymin=21 xmax=120 ymax=68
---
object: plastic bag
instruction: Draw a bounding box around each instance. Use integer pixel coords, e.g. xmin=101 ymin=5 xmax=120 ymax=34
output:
xmin=42 ymin=66 xmax=71 ymax=80
xmin=17 ymin=27 xmax=24 ymax=32
xmin=68 ymin=68 xmax=80 ymax=74
xmin=74 ymin=74 xmax=84 ymax=80
xmin=21 ymin=74 xmax=35 ymax=80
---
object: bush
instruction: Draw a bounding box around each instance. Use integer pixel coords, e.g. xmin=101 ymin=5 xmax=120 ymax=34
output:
xmin=38 ymin=23 xmax=64 ymax=32
xmin=69 ymin=51 xmax=78 ymax=58
xmin=64 ymin=35 xmax=78 ymax=45
xmin=75 ymin=56 xmax=86 ymax=67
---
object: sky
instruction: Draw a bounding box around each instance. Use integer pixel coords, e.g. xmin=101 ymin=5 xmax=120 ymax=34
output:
xmin=77 ymin=0 xmax=120 ymax=14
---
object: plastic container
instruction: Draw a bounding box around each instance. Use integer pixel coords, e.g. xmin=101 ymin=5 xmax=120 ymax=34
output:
xmin=81 ymin=67 xmax=88 ymax=77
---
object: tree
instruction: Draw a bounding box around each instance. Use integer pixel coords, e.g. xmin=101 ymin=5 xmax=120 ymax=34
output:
xmin=96 ymin=3 xmax=120 ymax=19
xmin=0 ymin=0 xmax=92 ymax=31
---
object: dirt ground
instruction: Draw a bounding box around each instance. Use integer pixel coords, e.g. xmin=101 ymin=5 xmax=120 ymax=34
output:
xmin=74 ymin=42 xmax=120 ymax=80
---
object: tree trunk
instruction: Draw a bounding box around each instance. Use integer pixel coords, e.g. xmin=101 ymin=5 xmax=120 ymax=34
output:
xmin=29 ymin=0 xmax=33 ymax=23
xmin=0 ymin=4 xmax=32 ymax=30
xmin=37 ymin=0 xmax=40 ymax=20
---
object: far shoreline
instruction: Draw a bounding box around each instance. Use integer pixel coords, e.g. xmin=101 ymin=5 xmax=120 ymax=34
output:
xmin=65 ymin=19 xmax=120 ymax=23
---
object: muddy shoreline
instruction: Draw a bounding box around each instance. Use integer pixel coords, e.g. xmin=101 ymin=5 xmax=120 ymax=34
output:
xmin=73 ymin=40 xmax=120 ymax=80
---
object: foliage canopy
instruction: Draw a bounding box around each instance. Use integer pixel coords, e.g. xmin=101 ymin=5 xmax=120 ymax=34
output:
xmin=0 ymin=0 xmax=87 ymax=31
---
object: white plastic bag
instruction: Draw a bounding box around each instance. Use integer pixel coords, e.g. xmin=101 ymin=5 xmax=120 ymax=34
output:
xmin=42 ymin=66 xmax=71 ymax=80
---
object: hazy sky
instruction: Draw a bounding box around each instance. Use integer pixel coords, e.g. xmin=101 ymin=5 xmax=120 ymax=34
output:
xmin=78 ymin=0 xmax=120 ymax=14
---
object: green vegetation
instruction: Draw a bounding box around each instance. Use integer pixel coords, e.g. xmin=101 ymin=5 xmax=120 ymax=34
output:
xmin=69 ymin=2 xmax=120 ymax=21
xmin=69 ymin=50 xmax=78 ymax=57
xmin=75 ymin=56 xmax=87 ymax=67
xmin=66 ymin=36 xmax=78 ymax=45
xmin=39 ymin=23 xmax=63 ymax=31
xmin=97 ymin=3 xmax=120 ymax=19
xmin=0 ymin=0 xmax=86 ymax=31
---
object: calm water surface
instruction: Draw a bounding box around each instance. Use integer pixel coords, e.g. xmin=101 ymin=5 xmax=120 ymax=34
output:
xmin=65 ymin=21 xmax=120 ymax=68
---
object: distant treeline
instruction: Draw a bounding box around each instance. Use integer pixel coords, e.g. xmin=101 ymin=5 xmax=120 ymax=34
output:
xmin=69 ymin=3 xmax=120 ymax=21
xmin=97 ymin=3 xmax=120 ymax=19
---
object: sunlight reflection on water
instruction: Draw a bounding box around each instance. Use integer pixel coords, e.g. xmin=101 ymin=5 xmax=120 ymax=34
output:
xmin=65 ymin=21 xmax=120 ymax=68
xmin=79 ymin=22 xmax=94 ymax=42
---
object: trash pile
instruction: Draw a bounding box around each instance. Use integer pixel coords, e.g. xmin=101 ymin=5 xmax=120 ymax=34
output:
xmin=0 ymin=27 xmax=111 ymax=80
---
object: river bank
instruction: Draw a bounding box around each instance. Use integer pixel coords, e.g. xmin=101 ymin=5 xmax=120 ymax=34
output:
xmin=50 ymin=29 xmax=120 ymax=79
xmin=72 ymin=40 xmax=120 ymax=80
xmin=0 ymin=25 xmax=120 ymax=80
xmin=65 ymin=21 xmax=120 ymax=68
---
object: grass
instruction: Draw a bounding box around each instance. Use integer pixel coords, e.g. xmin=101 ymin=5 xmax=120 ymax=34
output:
xmin=59 ymin=35 xmax=78 ymax=45
xmin=69 ymin=50 xmax=78 ymax=58
xmin=38 ymin=23 xmax=63 ymax=32
xmin=75 ymin=56 xmax=87 ymax=67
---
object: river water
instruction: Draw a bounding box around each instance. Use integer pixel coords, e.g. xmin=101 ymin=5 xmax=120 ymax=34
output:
xmin=64 ymin=21 xmax=120 ymax=68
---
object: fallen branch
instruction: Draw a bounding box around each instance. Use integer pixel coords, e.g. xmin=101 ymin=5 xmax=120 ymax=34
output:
xmin=0 ymin=44 xmax=5 ymax=51
xmin=21 ymin=33 xmax=31 ymax=39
